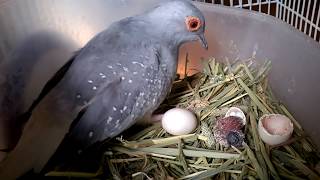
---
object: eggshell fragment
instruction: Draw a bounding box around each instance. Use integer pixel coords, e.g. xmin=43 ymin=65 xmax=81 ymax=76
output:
xmin=161 ymin=108 xmax=197 ymax=135
xmin=225 ymin=107 xmax=246 ymax=125
xmin=258 ymin=114 xmax=294 ymax=145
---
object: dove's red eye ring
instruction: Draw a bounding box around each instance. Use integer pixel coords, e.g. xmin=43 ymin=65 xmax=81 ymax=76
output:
xmin=185 ymin=16 xmax=201 ymax=32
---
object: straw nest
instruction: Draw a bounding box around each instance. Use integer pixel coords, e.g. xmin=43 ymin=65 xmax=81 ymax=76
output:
xmin=47 ymin=57 xmax=320 ymax=180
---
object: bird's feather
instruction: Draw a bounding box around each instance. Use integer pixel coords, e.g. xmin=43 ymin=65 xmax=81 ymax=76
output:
xmin=0 ymin=1 xmax=206 ymax=179
xmin=0 ymin=17 xmax=173 ymax=179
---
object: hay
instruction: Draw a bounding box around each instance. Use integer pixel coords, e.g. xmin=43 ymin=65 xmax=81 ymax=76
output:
xmin=47 ymin=57 xmax=320 ymax=180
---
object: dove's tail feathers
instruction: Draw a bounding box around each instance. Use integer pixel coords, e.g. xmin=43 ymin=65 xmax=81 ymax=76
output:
xmin=43 ymin=105 xmax=101 ymax=172
xmin=0 ymin=61 xmax=7 ymax=107
xmin=18 ymin=50 xmax=80 ymax=126
xmin=3 ymin=51 xmax=79 ymax=156
xmin=42 ymin=108 xmax=107 ymax=175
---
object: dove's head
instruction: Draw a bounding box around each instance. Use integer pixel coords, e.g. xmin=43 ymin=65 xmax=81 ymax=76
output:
xmin=144 ymin=0 xmax=207 ymax=49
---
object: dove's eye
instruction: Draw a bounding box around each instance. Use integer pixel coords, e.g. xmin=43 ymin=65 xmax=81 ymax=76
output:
xmin=185 ymin=16 xmax=201 ymax=32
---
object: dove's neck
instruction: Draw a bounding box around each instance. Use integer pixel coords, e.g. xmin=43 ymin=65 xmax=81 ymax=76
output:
xmin=156 ymin=45 xmax=179 ymax=84
xmin=130 ymin=15 xmax=181 ymax=78
xmin=136 ymin=15 xmax=184 ymax=49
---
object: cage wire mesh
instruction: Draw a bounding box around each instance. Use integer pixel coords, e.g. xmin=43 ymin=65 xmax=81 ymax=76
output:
xmin=194 ymin=0 xmax=320 ymax=42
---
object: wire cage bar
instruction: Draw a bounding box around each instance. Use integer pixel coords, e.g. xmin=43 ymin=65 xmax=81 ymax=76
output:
xmin=194 ymin=0 xmax=320 ymax=42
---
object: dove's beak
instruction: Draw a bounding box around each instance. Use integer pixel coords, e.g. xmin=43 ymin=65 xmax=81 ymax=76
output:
xmin=198 ymin=34 xmax=208 ymax=50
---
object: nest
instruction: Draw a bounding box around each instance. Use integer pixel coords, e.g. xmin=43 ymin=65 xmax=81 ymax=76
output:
xmin=46 ymin=57 xmax=320 ymax=180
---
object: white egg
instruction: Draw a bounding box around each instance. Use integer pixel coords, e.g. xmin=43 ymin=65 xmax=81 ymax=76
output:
xmin=225 ymin=107 xmax=246 ymax=125
xmin=161 ymin=108 xmax=197 ymax=135
xmin=258 ymin=114 xmax=294 ymax=145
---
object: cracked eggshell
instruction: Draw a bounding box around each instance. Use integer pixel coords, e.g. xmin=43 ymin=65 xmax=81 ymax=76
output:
xmin=161 ymin=108 xmax=197 ymax=135
xmin=258 ymin=114 xmax=294 ymax=145
xmin=225 ymin=107 xmax=246 ymax=125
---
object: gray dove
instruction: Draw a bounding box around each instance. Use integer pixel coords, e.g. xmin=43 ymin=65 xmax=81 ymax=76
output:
xmin=0 ymin=0 xmax=207 ymax=178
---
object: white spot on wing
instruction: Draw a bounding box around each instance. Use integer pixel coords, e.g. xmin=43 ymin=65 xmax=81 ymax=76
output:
xmin=88 ymin=80 xmax=93 ymax=83
xmin=121 ymin=77 xmax=125 ymax=80
xmin=128 ymin=79 xmax=132 ymax=83
xmin=116 ymin=63 xmax=122 ymax=66
xmin=110 ymin=132 xmax=115 ymax=136
xmin=123 ymin=67 xmax=128 ymax=72
xmin=76 ymin=94 xmax=81 ymax=98
xmin=132 ymin=61 xmax=145 ymax=67
xmin=93 ymin=86 xmax=97 ymax=90
xmin=107 ymin=65 xmax=113 ymax=69
xmin=78 ymin=150 xmax=82 ymax=155
xmin=89 ymin=131 xmax=93 ymax=138
xmin=113 ymin=107 xmax=117 ymax=111
xmin=123 ymin=106 xmax=127 ymax=111
xmin=115 ymin=120 xmax=120 ymax=127
xmin=107 ymin=116 xmax=113 ymax=124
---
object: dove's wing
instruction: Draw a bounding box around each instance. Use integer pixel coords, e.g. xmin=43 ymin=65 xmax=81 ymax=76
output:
xmin=45 ymin=43 xmax=165 ymax=170
xmin=0 ymin=17 xmax=164 ymax=179
xmin=57 ymin=46 xmax=164 ymax=158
